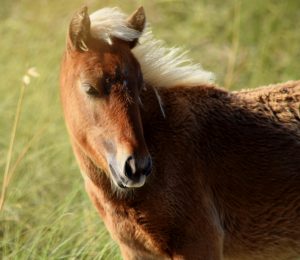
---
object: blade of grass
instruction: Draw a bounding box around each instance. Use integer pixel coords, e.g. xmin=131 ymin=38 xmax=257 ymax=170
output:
xmin=6 ymin=120 xmax=51 ymax=184
xmin=0 ymin=81 xmax=27 ymax=212
xmin=224 ymin=0 xmax=241 ymax=89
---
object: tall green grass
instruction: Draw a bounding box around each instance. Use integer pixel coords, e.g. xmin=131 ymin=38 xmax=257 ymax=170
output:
xmin=1 ymin=0 xmax=300 ymax=259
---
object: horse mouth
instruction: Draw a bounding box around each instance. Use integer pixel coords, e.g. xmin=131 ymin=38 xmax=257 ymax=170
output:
xmin=109 ymin=164 xmax=126 ymax=188
xmin=109 ymin=164 xmax=146 ymax=189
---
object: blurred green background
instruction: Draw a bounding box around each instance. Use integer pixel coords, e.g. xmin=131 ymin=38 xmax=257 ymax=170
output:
xmin=1 ymin=0 xmax=300 ymax=259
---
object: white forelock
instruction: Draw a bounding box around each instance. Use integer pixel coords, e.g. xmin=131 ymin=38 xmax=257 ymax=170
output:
xmin=90 ymin=7 xmax=215 ymax=88
xmin=90 ymin=8 xmax=141 ymax=44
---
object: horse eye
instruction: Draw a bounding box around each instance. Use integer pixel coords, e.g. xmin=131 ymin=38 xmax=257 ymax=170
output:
xmin=82 ymin=84 xmax=99 ymax=97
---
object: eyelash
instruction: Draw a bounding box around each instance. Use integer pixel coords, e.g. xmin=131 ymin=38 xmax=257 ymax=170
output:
xmin=81 ymin=76 xmax=128 ymax=97
xmin=82 ymin=84 xmax=100 ymax=97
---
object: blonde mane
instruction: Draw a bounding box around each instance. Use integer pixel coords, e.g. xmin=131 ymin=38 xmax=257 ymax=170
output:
xmin=90 ymin=7 xmax=215 ymax=88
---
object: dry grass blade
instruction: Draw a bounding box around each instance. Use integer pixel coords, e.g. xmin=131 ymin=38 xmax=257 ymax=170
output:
xmin=0 ymin=81 xmax=26 ymax=212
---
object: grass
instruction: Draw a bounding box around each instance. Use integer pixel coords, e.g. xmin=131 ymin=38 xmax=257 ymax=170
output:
xmin=1 ymin=0 xmax=300 ymax=259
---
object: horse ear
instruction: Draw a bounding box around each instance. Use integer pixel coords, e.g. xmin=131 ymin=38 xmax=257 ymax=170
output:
xmin=68 ymin=6 xmax=91 ymax=52
xmin=127 ymin=6 xmax=146 ymax=48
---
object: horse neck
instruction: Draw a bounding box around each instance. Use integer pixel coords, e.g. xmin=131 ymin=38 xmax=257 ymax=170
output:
xmin=139 ymin=84 xmax=167 ymax=124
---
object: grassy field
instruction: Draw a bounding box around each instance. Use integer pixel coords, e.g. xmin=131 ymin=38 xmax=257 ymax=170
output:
xmin=1 ymin=0 xmax=300 ymax=259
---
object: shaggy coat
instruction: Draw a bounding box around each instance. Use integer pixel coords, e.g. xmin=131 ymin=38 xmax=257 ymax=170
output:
xmin=83 ymin=82 xmax=300 ymax=260
xmin=60 ymin=6 xmax=300 ymax=260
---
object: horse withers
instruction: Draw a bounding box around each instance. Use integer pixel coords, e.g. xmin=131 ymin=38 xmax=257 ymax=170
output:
xmin=60 ymin=6 xmax=300 ymax=260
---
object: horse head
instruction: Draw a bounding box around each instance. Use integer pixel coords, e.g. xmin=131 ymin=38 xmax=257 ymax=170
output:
xmin=60 ymin=6 xmax=152 ymax=189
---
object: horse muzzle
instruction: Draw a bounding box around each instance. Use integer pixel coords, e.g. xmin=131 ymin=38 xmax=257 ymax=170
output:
xmin=108 ymin=154 xmax=152 ymax=189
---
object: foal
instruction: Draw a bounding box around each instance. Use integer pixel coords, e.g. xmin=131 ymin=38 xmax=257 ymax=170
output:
xmin=60 ymin=6 xmax=300 ymax=260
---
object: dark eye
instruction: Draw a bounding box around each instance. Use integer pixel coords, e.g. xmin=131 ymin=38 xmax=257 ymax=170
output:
xmin=82 ymin=84 xmax=99 ymax=97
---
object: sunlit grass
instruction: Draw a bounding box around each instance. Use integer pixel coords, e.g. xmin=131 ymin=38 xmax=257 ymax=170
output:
xmin=1 ymin=0 xmax=300 ymax=259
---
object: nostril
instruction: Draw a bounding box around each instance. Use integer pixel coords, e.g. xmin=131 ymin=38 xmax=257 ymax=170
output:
xmin=124 ymin=155 xmax=152 ymax=180
xmin=124 ymin=156 xmax=135 ymax=179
